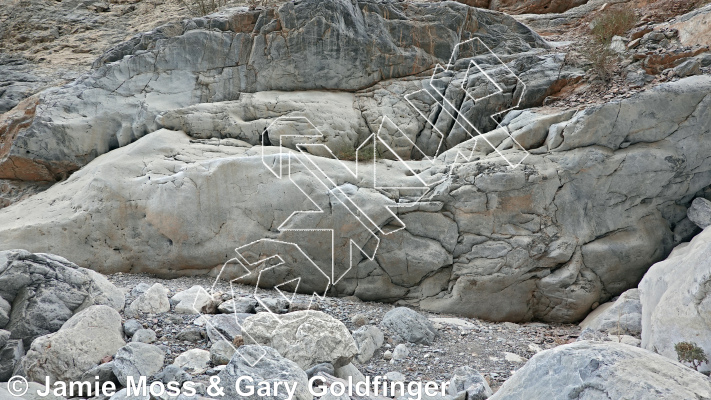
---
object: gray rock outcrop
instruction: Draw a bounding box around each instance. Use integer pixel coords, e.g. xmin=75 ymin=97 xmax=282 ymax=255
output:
xmin=640 ymin=225 xmax=711 ymax=372
xmin=0 ymin=0 xmax=710 ymax=324
xmin=0 ymin=250 xmax=124 ymax=349
xmin=242 ymin=311 xmax=357 ymax=369
xmin=21 ymin=305 xmax=126 ymax=384
xmin=0 ymin=0 xmax=547 ymax=182
xmin=490 ymin=341 xmax=711 ymax=399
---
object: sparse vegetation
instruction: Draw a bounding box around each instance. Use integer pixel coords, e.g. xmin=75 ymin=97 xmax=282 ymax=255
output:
xmin=579 ymin=6 xmax=638 ymax=83
xmin=674 ymin=341 xmax=708 ymax=370
xmin=336 ymin=145 xmax=377 ymax=162
xmin=590 ymin=7 xmax=638 ymax=45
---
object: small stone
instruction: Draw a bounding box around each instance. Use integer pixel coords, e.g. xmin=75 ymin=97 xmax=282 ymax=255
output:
xmin=154 ymin=365 xmax=191 ymax=385
xmin=504 ymin=352 xmax=526 ymax=363
xmin=674 ymin=59 xmax=702 ymax=78
xmin=351 ymin=313 xmax=369 ymax=327
xmin=123 ymin=319 xmax=143 ymax=337
xmin=383 ymin=350 xmax=393 ymax=361
xmin=132 ymin=329 xmax=157 ymax=344
xmin=128 ymin=283 xmax=170 ymax=315
xmin=130 ymin=283 xmax=152 ymax=297
xmin=385 ymin=371 xmax=406 ymax=382
xmin=173 ymin=349 xmax=211 ymax=375
xmin=210 ymin=340 xmax=236 ymax=366
xmin=688 ymin=197 xmax=711 ymax=228
xmin=305 ymin=362 xmax=334 ymax=379
xmin=392 ymin=344 xmax=409 ymax=361
xmin=176 ymin=327 xmax=204 ymax=343
xmin=217 ymin=298 xmax=257 ymax=314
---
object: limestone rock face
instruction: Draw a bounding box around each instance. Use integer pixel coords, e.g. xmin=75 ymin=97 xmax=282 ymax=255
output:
xmin=21 ymin=305 xmax=126 ymax=384
xmin=0 ymin=250 xmax=124 ymax=348
xmin=0 ymin=76 xmax=710 ymax=323
xmin=242 ymin=311 xmax=358 ymax=369
xmin=0 ymin=0 xmax=547 ymax=183
xmin=640 ymin=225 xmax=711 ymax=372
xmin=490 ymin=341 xmax=711 ymax=399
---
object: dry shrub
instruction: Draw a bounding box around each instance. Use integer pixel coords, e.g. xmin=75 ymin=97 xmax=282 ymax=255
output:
xmin=590 ymin=6 xmax=638 ymax=45
xmin=177 ymin=0 xmax=229 ymax=16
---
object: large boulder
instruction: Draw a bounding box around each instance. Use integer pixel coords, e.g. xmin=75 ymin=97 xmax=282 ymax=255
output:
xmin=21 ymin=305 xmax=126 ymax=384
xmin=490 ymin=341 xmax=711 ymax=399
xmin=579 ymin=289 xmax=642 ymax=335
xmin=640 ymin=225 xmax=711 ymax=371
xmin=0 ymin=250 xmax=124 ymax=348
xmin=0 ymin=0 xmax=547 ymax=183
xmin=1 ymin=76 xmax=710 ymax=323
xmin=242 ymin=311 xmax=357 ymax=369
xmin=218 ymin=345 xmax=312 ymax=400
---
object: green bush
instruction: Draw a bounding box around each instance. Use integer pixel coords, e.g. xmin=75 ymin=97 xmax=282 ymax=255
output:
xmin=674 ymin=341 xmax=708 ymax=371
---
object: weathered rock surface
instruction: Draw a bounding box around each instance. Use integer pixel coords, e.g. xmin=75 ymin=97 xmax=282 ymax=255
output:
xmin=171 ymin=285 xmax=217 ymax=314
xmin=448 ymin=366 xmax=493 ymax=400
xmin=111 ymin=342 xmax=165 ymax=387
xmin=0 ymin=338 xmax=23 ymax=382
xmin=640 ymin=225 xmax=711 ymax=371
xmin=127 ymin=283 xmax=170 ymax=315
xmin=352 ymin=325 xmax=384 ymax=363
xmin=210 ymin=340 xmax=236 ymax=366
xmin=381 ymin=307 xmax=438 ymax=345
xmin=173 ymin=348 xmax=210 ymax=375
xmin=218 ymin=345 xmax=312 ymax=400
xmin=205 ymin=313 xmax=251 ymax=343
xmin=490 ymin=341 xmax=711 ymax=399
xmin=0 ymin=0 xmax=547 ymax=182
xmin=0 ymin=250 xmax=124 ymax=348
xmin=1 ymin=0 xmax=711 ymax=325
xmin=242 ymin=311 xmax=357 ymax=369
xmin=21 ymin=305 xmax=125 ymax=384
xmin=1 ymin=75 xmax=711 ymax=323
xmin=218 ymin=297 xmax=257 ymax=314
xmin=688 ymin=197 xmax=711 ymax=228
xmin=579 ymin=289 xmax=642 ymax=335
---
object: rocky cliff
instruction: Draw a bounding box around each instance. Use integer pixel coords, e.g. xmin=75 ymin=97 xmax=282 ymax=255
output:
xmin=1 ymin=0 xmax=710 ymax=326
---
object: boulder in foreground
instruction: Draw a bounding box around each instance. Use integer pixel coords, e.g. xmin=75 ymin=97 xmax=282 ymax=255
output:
xmin=490 ymin=341 xmax=711 ymax=399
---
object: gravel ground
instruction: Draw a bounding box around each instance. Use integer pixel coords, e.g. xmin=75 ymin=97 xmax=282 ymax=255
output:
xmin=107 ymin=273 xmax=581 ymax=392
